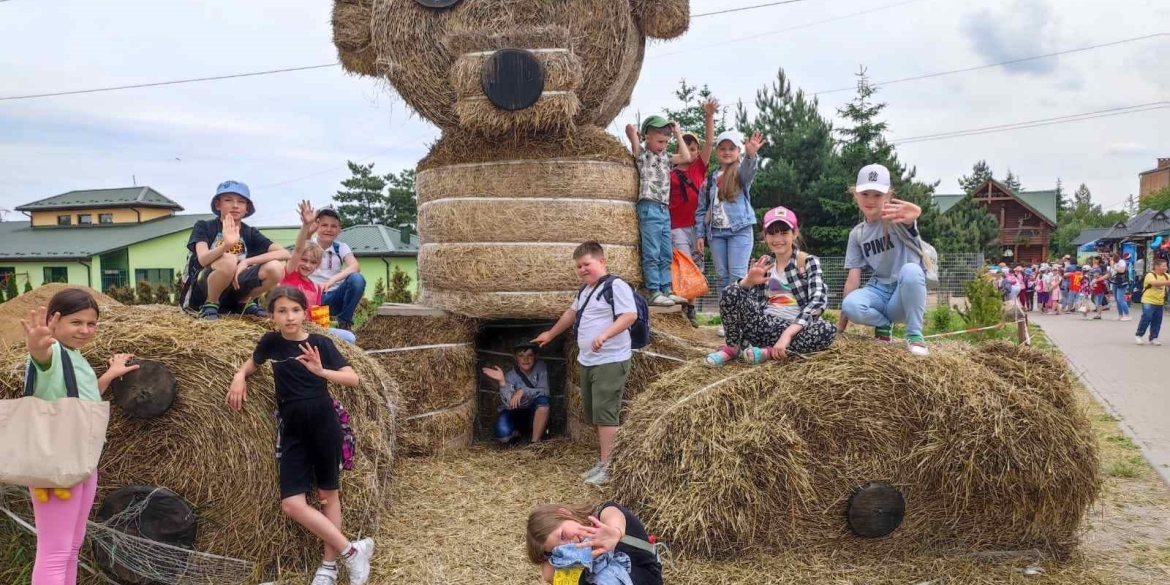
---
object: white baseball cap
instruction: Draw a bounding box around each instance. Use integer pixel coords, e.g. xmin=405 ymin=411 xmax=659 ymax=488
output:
xmin=856 ymin=164 xmax=892 ymax=194
xmin=714 ymin=130 xmax=744 ymax=151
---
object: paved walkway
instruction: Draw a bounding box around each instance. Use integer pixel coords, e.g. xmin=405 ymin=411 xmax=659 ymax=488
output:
xmin=1034 ymin=310 xmax=1170 ymax=484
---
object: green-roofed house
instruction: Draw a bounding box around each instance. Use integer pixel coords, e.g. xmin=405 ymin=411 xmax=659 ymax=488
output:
xmin=932 ymin=179 xmax=1058 ymax=265
xmin=0 ymin=187 xmax=417 ymax=300
xmin=337 ymin=225 xmax=420 ymax=295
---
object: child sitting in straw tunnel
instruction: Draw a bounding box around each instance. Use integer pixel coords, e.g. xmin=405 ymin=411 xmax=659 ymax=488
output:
xmin=226 ymin=286 xmax=374 ymax=585
xmin=280 ymin=200 xmax=358 ymax=344
xmin=627 ymin=115 xmax=692 ymax=308
xmin=837 ymin=164 xmax=930 ymax=357
xmin=705 ymin=206 xmax=836 ymax=366
xmin=181 ymin=180 xmax=290 ymax=320
xmin=481 ymin=341 xmax=551 ymax=444
xmin=19 ymin=289 xmax=140 ymax=585
xmin=526 ymin=501 xmax=662 ymax=585
xmin=534 ymin=241 xmax=637 ymax=486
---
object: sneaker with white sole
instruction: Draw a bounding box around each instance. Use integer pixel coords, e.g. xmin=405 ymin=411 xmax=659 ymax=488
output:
xmin=342 ymin=538 xmax=375 ymax=585
xmin=312 ymin=565 xmax=339 ymax=585
xmin=906 ymin=335 xmax=929 ymax=357
xmin=717 ymin=325 xmax=726 ymax=337
xmin=648 ymin=293 xmax=675 ymax=307
xmin=581 ymin=461 xmax=604 ymax=479
xmin=584 ymin=468 xmax=611 ymax=486
xmin=1136 ymin=336 xmax=1145 ymax=346
xmin=1153 ymin=339 xmax=1163 ymax=346
xmin=666 ymin=293 xmax=688 ymax=305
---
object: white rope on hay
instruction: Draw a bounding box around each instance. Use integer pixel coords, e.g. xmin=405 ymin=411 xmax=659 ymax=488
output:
xmin=365 ymin=342 xmax=472 ymax=355
xmin=404 ymin=399 xmax=474 ymax=422
xmin=633 ymin=349 xmax=686 ymax=363
xmin=421 ymin=242 xmax=636 ymax=250
xmin=649 ymin=370 xmax=753 ymax=431
xmin=0 ymin=485 xmax=254 ymax=585
xmin=420 ymin=158 xmax=632 ymax=172
xmin=462 ymin=48 xmax=571 ymax=57
xmin=650 ymin=329 xmax=699 ymax=348
xmin=418 ymin=197 xmax=636 ymax=210
xmin=463 ymin=91 xmax=573 ymax=101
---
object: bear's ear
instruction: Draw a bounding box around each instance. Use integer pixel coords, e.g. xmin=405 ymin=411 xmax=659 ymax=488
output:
xmin=333 ymin=0 xmax=380 ymax=77
xmin=631 ymin=0 xmax=690 ymax=40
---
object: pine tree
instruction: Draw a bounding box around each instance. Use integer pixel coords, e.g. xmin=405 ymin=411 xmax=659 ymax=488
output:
xmin=6 ymin=274 xmax=19 ymax=300
xmin=384 ymin=169 xmax=418 ymax=232
xmin=1124 ymin=194 xmax=1138 ymax=215
xmin=334 ymin=161 xmax=388 ymax=227
xmin=373 ymin=278 xmax=387 ymax=305
xmin=388 ymin=266 xmax=413 ymax=303
xmin=23 ymin=281 xmax=32 ymax=294
xmin=1054 ymin=178 xmax=1067 ymax=213
xmin=1073 ymin=183 xmax=1092 ymax=208
xmin=1003 ymin=169 xmax=1023 ymax=193
xmin=958 ymin=160 xmax=994 ymax=193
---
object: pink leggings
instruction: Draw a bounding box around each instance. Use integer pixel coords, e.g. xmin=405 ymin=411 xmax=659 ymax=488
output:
xmin=30 ymin=472 xmax=97 ymax=585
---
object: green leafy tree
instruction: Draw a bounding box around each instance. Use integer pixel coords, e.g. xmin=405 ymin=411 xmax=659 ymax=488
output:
xmin=933 ymin=161 xmax=1001 ymax=255
xmin=1051 ymin=182 xmax=1128 ymax=257
xmin=1138 ymin=186 xmax=1170 ymax=211
xmin=335 ymin=161 xmax=388 ymax=227
xmin=388 ymin=265 xmax=413 ymax=303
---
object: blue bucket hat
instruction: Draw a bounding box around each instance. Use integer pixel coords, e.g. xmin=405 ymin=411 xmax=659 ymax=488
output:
xmin=211 ymin=180 xmax=255 ymax=218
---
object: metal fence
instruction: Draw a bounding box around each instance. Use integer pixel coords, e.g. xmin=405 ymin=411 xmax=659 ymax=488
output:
xmin=693 ymin=253 xmax=985 ymax=313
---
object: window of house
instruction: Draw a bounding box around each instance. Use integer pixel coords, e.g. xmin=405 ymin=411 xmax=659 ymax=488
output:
xmin=0 ymin=267 xmax=14 ymax=290
xmin=99 ymin=213 xmax=114 ymax=224
xmin=43 ymin=266 xmax=69 ymax=284
xmin=134 ymin=268 xmax=175 ymax=286
xmin=57 ymin=215 xmax=71 ymax=226
xmin=78 ymin=214 xmax=92 ymax=225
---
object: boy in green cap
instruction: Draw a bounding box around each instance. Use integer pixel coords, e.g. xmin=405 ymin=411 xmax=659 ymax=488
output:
xmin=626 ymin=115 xmax=692 ymax=307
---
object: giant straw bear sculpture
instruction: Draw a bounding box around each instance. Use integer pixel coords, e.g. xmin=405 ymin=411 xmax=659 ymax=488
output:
xmin=332 ymin=0 xmax=690 ymax=318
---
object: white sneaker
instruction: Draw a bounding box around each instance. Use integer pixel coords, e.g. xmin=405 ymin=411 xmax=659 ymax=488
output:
xmin=648 ymin=293 xmax=675 ymax=307
xmin=1136 ymin=336 xmax=1145 ymax=346
xmin=311 ymin=565 xmax=339 ymax=585
xmin=342 ymin=538 xmax=375 ymax=585
xmin=907 ymin=340 xmax=930 ymax=357
xmin=584 ymin=468 xmax=611 ymax=486
xmin=717 ymin=325 xmax=726 ymax=337
xmin=581 ymin=461 xmax=604 ymax=479
xmin=666 ymin=293 xmax=688 ymax=305
xmin=1153 ymin=339 xmax=1163 ymax=347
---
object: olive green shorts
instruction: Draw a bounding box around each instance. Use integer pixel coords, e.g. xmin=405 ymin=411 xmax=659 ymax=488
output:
xmin=578 ymin=359 xmax=631 ymax=427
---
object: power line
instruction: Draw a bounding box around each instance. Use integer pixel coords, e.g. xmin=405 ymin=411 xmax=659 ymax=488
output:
xmin=649 ymin=0 xmax=926 ymax=60
xmin=693 ymin=0 xmax=808 ymax=18
xmin=254 ymin=128 xmax=438 ymax=190
xmin=0 ymin=63 xmax=339 ymax=101
xmin=813 ymin=33 xmax=1167 ymax=96
xmin=892 ymin=101 xmax=1169 ymax=145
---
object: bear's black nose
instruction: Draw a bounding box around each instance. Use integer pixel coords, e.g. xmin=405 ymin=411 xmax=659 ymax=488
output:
xmin=481 ymin=49 xmax=545 ymax=111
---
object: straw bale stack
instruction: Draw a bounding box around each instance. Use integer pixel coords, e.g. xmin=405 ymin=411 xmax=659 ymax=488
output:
xmin=357 ymin=309 xmax=480 ymax=455
xmin=0 ymin=305 xmax=397 ymax=581
xmin=610 ymin=338 xmax=1101 ymax=559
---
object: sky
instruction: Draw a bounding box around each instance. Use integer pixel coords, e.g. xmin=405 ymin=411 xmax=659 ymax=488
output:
xmin=0 ymin=0 xmax=1166 ymax=227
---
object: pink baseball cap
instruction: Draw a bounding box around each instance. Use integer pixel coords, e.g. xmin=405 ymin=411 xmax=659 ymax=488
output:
xmin=763 ymin=206 xmax=798 ymax=231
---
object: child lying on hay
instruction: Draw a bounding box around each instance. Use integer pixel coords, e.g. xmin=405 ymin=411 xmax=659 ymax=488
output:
xmin=483 ymin=341 xmax=552 ymax=445
xmin=527 ymin=501 xmax=663 ymax=585
xmin=227 ymin=287 xmax=374 ymax=585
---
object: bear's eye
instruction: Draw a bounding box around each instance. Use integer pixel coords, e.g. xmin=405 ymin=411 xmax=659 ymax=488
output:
xmin=414 ymin=0 xmax=461 ymax=7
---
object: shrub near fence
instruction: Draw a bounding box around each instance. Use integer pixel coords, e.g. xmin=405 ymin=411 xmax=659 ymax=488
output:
xmin=694 ymin=253 xmax=985 ymax=313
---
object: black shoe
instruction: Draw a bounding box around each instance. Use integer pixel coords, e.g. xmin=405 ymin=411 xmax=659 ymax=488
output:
xmin=242 ymin=302 xmax=268 ymax=318
xmin=336 ymin=320 xmax=353 ymax=331
xmin=199 ymin=305 xmax=219 ymax=320
xmin=684 ymin=305 xmax=699 ymax=328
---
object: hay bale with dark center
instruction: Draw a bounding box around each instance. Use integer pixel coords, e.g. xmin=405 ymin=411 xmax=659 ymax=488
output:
xmin=0 ymin=305 xmax=397 ymax=581
xmin=357 ymin=310 xmax=479 ymax=456
xmin=417 ymin=126 xmax=633 ymax=172
xmin=451 ymin=48 xmax=581 ymax=99
xmin=0 ymin=284 xmax=120 ymax=345
xmin=610 ymin=337 xmax=1100 ymax=559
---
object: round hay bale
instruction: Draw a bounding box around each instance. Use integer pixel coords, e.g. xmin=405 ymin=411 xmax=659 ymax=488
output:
xmin=332 ymin=1 xmax=379 ymax=76
xmin=357 ymin=311 xmax=478 ymax=456
xmin=0 ymin=305 xmax=398 ymax=579
xmin=417 ymin=288 xmax=575 ymax=320
xmin=418 ymin=243 xmax=641 ymax=293
xmin=610 ymin=337 xmax=1100 ymax=559
xmin=418 ymin=199 xmax=638 ymax=246
xmin=93 ymin=485 xmax=197 ymax=585
xmin=417 ymin=127 xmax=633 ymax=173
xmin=109 ymin=359 xmax=177 ymax=418
xmin=0 ymin=284 xmax=120 ymax=346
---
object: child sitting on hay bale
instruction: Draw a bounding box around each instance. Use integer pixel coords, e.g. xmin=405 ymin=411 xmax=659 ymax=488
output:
xmin=526 ymin=501 xmax=662 ymax=585
xmin=226 ymin=287 xmax=374 ymax=585
xmin=534 ymin=242 xmax=637 ymax=486
xmin=15 ymin=289 xmax=139 ymax=585
xmin=181 ymin=181 xmax=290 ymax=320
xmin=482 ymin=341 xmax=551 ymax=445
xmin=307 ymin=207 xmax=365 ymax=332
xmin=280 ymin=200 xmax=358 ymax=344
xmin=838 ymin=164 xmax=930 ymax=356
xmin=705 ymin=206 xmax=836 ymax=366
xmin=626 ymin=115 xmax=692 ymax=308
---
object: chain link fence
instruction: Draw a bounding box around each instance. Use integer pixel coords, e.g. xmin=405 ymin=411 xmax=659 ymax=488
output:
xmin=693 ymin=253 xmax=985 ymax=313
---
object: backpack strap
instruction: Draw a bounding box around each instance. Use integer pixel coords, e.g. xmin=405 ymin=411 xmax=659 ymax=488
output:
xmin=594 ymin=503 xmax=664 ymax=562
xmin=24 ymin=344 xmax=79 ymax=399
xmin=674 ymin=169 xmax=699 ymax=203
xmin=795 ymin=251 xmax=808 ymax=277
xmin=516 ymin=369 xmax=537 ymax=389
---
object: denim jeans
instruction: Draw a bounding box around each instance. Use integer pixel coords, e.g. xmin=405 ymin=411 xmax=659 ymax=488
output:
xmin=1136 ymin=303 xmax=1163 ymax=340
xmin=1114 ymin=283 xmax=1130 ymax=317
xmin=322 ymin=272 xmax=367 ymax=324
xmin=637 ymin=201 xmax=673 ymax=295
xmin=709 ymin=225 xmax=753 ymax=298
xmin=841 ymin=263 xmax=927 ymax=337
xmin=494 ymin=395 xmax=550 ymax=439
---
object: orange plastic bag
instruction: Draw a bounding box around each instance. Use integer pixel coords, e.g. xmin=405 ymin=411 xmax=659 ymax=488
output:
xmin=672 ymin=249 xmax=709 ymax=301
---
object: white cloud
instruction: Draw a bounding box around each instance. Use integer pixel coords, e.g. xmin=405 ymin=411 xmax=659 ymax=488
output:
xmin=961 ymin=0 xmax=1061 ymax=76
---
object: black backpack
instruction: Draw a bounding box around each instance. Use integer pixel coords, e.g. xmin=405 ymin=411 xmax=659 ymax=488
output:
xmin=573 ymin=276 xmax=651 ymax=350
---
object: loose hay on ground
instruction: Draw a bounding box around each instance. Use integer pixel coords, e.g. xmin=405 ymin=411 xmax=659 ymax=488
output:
xmin=610 ymin=336 xmax=1101 ymax=559
xmin=0 ymin=305 xmax=397 ymax=582
xmin=0 ymin=284 xmax=120 ymax=345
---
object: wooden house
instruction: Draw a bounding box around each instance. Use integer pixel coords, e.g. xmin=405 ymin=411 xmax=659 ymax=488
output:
xmin=933 ymin=180 xmax=1058 ymax=265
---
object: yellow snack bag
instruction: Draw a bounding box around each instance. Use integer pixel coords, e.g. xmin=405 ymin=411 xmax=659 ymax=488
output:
xmin=553 ymin=567 xmax=584 ymax=585
xmin=310 ymin=305 xmax=331 ymax=328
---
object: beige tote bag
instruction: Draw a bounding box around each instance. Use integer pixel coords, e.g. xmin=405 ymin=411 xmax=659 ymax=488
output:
xmin=0 ymin=349 xmax=109 ymax=489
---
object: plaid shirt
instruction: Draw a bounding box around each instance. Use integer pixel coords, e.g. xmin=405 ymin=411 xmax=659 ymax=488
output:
xmin=747 ymin=250 xmax=829 ymax=328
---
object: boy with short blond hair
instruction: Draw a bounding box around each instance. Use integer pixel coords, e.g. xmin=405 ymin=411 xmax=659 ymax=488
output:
xmin=533 ymin=241 xmax=637 ymax=485
xmin=626 ymin=116 xmax=692 ymax=308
